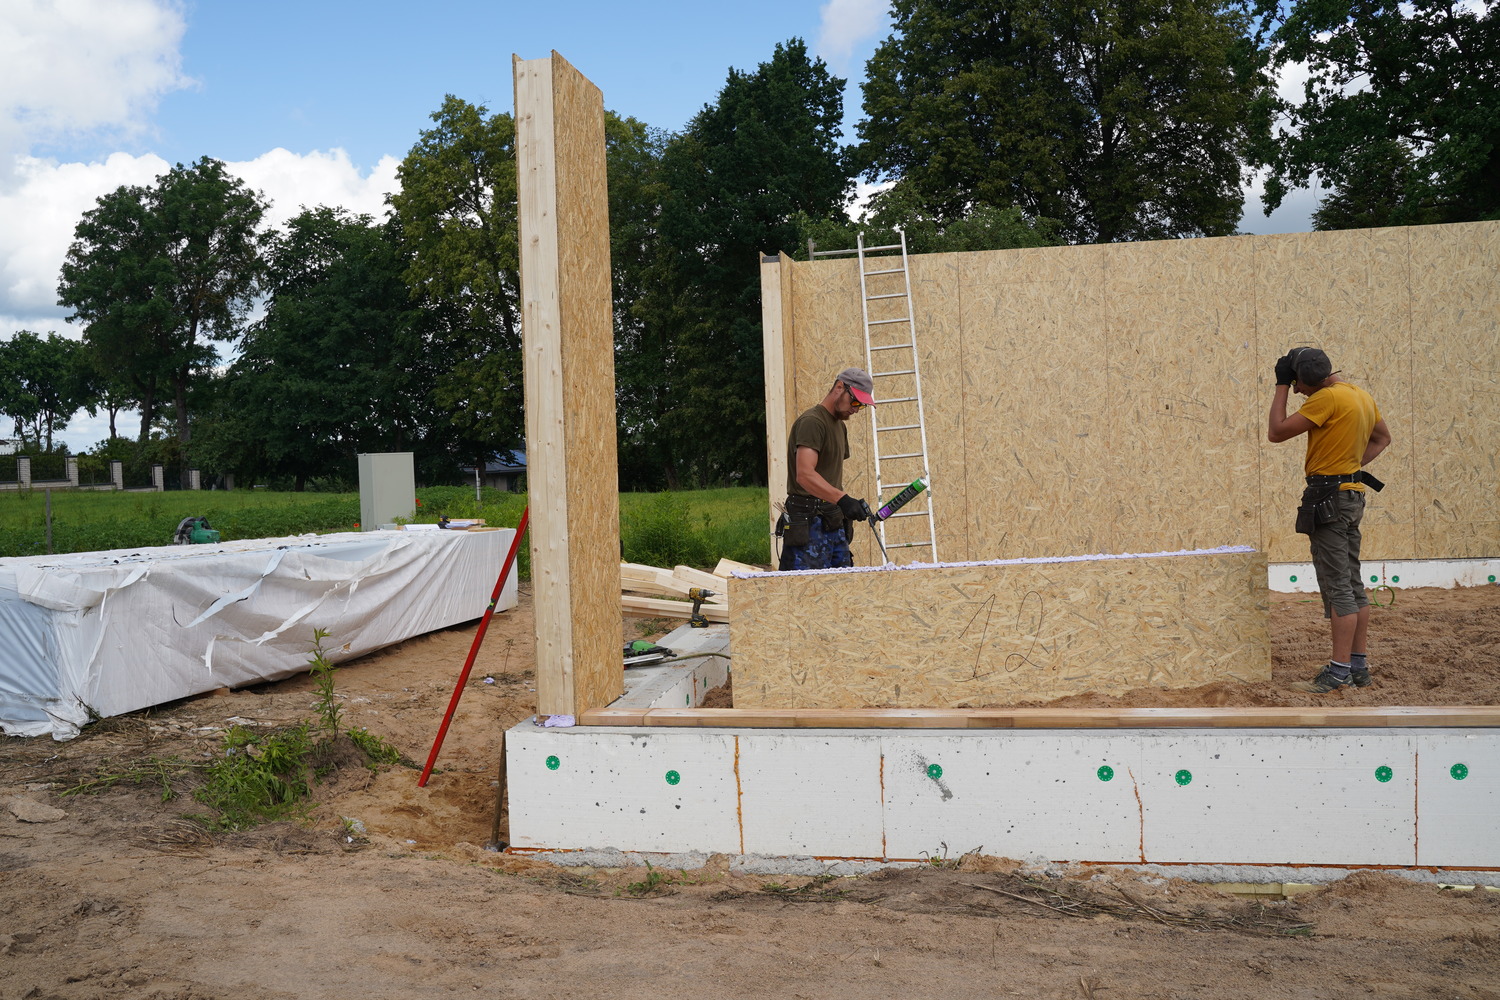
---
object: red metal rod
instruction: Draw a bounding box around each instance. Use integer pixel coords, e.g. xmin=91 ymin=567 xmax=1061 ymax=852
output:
xmin=418 ymin=506 xmax=529 ymax=787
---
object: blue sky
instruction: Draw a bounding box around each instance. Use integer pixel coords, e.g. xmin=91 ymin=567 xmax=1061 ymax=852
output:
xmin=1 ymin=0 xmax=1318 ymax=451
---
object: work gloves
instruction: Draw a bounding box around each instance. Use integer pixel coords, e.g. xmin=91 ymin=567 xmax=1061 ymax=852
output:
xmin=837 ymin=494 xmax=869 ymax=537
xmin=1274 ymin=350 xmax=1300 ymax=386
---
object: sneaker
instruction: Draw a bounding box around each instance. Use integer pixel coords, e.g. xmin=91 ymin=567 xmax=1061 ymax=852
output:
xmin=1350 ymin=668 xmax=1372 ymax=688
xmin=1291 ymin=669 xmax=1351 ymax=693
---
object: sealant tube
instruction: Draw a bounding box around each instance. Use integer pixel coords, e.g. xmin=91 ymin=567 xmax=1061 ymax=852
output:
xmin=878 ymin=476 xmax=928 ymax=520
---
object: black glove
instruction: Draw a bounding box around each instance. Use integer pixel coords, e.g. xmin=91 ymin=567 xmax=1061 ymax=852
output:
xmin=837 ymin=494 xmax=869 ymax=526
xmin=1274 ymin=351 xmax=1298 ymax=386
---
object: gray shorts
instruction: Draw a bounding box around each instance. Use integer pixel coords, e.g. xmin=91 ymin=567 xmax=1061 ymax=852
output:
xmin=1308 ymin=490 xmax=1368 ymax=619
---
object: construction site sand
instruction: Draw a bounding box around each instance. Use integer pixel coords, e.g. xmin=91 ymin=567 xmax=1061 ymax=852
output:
xmin=3 ymin=583 xmax=1498 ymax=998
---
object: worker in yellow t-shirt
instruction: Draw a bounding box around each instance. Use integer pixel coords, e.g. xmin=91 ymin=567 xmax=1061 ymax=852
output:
xmin=1268 ymin=348 xmax=1393 ymax=693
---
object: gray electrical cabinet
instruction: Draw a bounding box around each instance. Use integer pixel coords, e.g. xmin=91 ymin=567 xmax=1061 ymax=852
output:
xmin=357 ymin=453 xmax=416 ymax=530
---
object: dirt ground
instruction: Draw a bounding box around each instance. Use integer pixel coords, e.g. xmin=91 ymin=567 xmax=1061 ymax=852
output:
xmin=3 ymin=583 xmax=1499 ymax=1000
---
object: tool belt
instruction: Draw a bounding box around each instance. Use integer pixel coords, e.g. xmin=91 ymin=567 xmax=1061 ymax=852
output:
xmin=778 ymin=493 xmax=843 ymax=547
xmin=1295 ymin=471 xmax=1383 ymax=535
xmin=1305 ymin=471 xmax=1385 ymax=492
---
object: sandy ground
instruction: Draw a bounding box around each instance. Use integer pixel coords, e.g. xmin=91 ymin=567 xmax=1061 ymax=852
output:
xmin=3 ymin=583 xmax=1499 ymax=999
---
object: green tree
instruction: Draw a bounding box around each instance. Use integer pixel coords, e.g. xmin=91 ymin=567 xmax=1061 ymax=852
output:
xmin=197 ymin=208 xmax=443 ymax=490
xmin=389 ymin=97 xmax=523 ymax=454
xmin=645 ymin=39 xmax=852 ymax=486
xmin=0 ymin=331 xmax=93 ymax=450
xmin=57 ymin=156 xmax=268 ymax=483
xmin=1254 ymin=0 xmax=1499 ymax=227
xmin=802 ymin=182 xmax=1063 ymax=256
xmin=856 ymin=0 xmax=1273 ymax=244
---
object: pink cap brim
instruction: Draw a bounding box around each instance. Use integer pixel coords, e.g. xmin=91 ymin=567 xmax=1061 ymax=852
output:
xmin=850 ymin=386 xmax=876 ymax=406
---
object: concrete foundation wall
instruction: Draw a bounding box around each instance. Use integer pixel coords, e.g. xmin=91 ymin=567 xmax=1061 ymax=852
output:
xmin=508 ymin=723 xmax=1499 ymax=868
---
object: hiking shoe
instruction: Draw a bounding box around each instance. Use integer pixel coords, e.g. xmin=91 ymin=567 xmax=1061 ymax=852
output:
xmin=1350 ymin=668 xmax=1372 ymax=688
xmin=1291 ymin=669 xmax=1351 ymax=694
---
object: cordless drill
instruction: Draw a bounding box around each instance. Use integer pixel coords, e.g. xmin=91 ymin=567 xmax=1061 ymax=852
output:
xmin=687 ymin=587 xmax=715 ymax=628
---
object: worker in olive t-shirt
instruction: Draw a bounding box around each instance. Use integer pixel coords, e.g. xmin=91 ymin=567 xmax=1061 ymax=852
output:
xmin=778 ymin=367 xmax=876 ymax=571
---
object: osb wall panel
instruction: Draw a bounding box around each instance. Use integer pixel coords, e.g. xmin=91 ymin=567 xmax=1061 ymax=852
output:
xmin=1099 ymin=239 xmax=1261 ymax=554
xmin=1252 ymin=228 xmax=1416 ymax=563
xmin=728 ymin=550 xmax=1270 ymax=709
xmin=516 ymin=53 xmax=621 ymax=717
xmin=959 ymin=245 xmax=1113 ymax=559
xmin=770 ymin=222 xmax=1498 ymax=565
xmin=552 ymin=55 xmax=622 ymax=715
xmin=1408 ymin=223 xmax=1500 ymax=558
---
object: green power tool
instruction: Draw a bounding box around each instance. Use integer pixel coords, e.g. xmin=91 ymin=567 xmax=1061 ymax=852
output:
xmin=173 ymin=516 xmax=221 ymax=545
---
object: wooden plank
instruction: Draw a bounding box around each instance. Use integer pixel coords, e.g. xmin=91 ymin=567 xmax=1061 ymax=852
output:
xmin=672 ymin=565 xmax=727 ymax=593
xmin=515 ymin=52 xmax=621 ymax=718
xmin=620 ymin=595 xmax=731 ymax=622
xmin=760 ymin=252 xmax=792 ymax=562
xmin=580 ymin=706 xmax=1500 ymax=729
xmin=729 ymin=549 xmax=1269 ymax=708
xmin=714 ymin=557 xmax=764 ymax=578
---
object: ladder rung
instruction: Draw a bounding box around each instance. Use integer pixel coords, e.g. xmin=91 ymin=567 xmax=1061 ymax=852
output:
xmin=879 ymin=451 xmax=924 ymax=460
xmin=862 ymin=243 xmax=903 ymax=252
xmin=878 ymin=481 xmax=923 ymax=490
xmin=870 ymin=343 xmax=913 ymax=351
xmin=868 ymin=317 xmax=909 ymax=326
xmin=865 ymin=292 xmax=907 ymax=301
xmin=878 ymin=395 xmax=917 ymax=403
xmin=862 ymin=266 xmax=904 ymax=276
xmin=874 ymin=368 xmax=915 ymax=377
xmin=886 ymin=541 xmax=935 ymax=549
xmin=885 ymin=509 xmax=930 ymax=519
xmin=876 ymin=423 xmax=921 ymax=432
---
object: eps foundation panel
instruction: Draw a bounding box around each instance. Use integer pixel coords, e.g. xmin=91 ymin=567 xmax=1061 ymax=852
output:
xmin=728 ymin=546 xmax=1269 ymax=708
xmin=506 ymin=723 xmax=1500 ymax=869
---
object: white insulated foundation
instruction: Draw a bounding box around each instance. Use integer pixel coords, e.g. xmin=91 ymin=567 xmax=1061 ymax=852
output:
xmin=506 ymin=724 xmax=1499 ymax=869
xmin=1269 ymin=558 xmax=1500 ymax=592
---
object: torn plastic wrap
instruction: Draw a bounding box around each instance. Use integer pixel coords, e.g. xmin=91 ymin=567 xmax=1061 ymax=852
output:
xmin=0 ymin=529 xmax=517 ymax=739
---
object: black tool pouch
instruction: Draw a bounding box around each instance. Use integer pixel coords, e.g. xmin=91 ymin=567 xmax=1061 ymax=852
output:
xmin=782 ymin=512 xmax=811 ymax=547
xmin=1295 ymin=486 xmax=1340 ymax=535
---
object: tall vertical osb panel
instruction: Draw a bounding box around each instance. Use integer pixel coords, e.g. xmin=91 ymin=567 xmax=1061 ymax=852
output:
xmin=1253 ymin=228 xmax=1416 ymax=563
xmin=1100 ymin=238 xmax=1260 ymax=554
xmin=515 ymin=52 xmax=622 ymax=717
xmin=958 ymin=245 xmax=1112 ymax=559
xmin=1408 ymin=222 xmax=1500 ymax=558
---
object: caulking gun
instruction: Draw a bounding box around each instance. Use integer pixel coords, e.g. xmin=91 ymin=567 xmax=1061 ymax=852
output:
xmin=853 ymin=476 xmax=929 ymax=564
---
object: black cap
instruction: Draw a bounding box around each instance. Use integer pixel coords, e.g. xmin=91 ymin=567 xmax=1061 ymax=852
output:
xmin=1293 ymin=347 xmax=1332 ymax=385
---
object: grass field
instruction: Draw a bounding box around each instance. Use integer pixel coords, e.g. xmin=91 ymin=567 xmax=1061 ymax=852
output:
xmin=0 ymin=485 xmax=772 ymax=570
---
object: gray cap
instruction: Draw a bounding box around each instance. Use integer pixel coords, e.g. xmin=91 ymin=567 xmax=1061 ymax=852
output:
xmin=836 ymin=367 xmax=876 ymax=406
xmin=1293 ymin=347 xmax=1333 ymax=385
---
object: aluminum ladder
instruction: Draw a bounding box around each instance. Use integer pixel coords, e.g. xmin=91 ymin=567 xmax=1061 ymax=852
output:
xmin=808 ymin=231 xmax=938 ymax=562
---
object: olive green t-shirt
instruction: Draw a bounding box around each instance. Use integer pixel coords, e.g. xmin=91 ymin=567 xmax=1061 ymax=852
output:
xmin=786 ymin=403 xmax=848 ymax=497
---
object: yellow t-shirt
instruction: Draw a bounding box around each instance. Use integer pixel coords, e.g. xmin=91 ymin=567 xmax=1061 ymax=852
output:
xmin=1299 ymin=381 xmax=1381 ymax=490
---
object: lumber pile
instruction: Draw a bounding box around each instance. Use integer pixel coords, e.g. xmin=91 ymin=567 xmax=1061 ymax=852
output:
xmin=618 ymin=559 xmax=761 ymax=623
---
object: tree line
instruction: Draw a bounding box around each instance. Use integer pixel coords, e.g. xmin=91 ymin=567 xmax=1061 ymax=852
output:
xmin=5 ymin=1 xmax=1494 ymax=491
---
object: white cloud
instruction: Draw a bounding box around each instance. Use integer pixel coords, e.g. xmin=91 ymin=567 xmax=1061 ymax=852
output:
xmin=0 ymin=149 xmax=400 ymax=329
xmin=0 ymin=0 xmax=191 ymax=173
xmin=815 ymin=0 xmax=892 ymax=72
xmin=232 ymin=148 xmax=400 ymax=231
xmin=1238 ymin=170 xmax=1320 ymax=235
xmin=0 ymin=152 xmax=170 ymax=317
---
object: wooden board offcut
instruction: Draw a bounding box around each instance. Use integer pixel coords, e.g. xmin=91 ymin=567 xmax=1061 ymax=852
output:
xmin=728 ymin=548 xmax=1270 ymax=709
xmin=514 ymin=52 xmax=621 ymax=718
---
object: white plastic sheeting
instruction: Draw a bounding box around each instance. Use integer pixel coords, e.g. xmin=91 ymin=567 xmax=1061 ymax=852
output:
xmin=0 ymin=529 xmax=517 ymax=739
